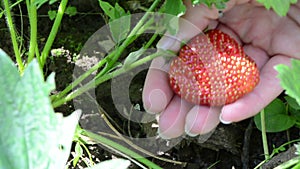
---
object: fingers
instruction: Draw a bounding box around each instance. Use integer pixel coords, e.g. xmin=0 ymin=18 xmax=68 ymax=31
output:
xmin=158 ymin=96 xmax=221 ymax=138
xmin=220 ymin=55 xmax=291 ymax=123
xmin=143 ymin=1 xmax=218 ymax=114
xmin=185 ymin=106 xmax=221 ymax=136
xmin=220 ymin=2 xmax=300 ymax=59
xmin=142 ymin=57 xmax=173 ymax=113
xmin=158 ymin=96 xmax=193 ymax=139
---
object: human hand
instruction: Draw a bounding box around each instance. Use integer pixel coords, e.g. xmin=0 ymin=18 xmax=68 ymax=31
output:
xmin=142 ymin=0 xmax=300 ymax=139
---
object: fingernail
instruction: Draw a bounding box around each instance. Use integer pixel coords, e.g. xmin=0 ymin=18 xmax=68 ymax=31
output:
xmin=219 ymin=114 xmax=232 ymax=124
xmin=144 ymin=89 xmax=167 ymax=114
xmin=185 ymin=126 xmax=199 ymax=137
xmin=157 ymin=128 xmax=171 ymax=140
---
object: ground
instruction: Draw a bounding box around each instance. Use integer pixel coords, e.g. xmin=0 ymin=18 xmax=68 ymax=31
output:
xmin=0 ymin=1 xmax=299 ymax=169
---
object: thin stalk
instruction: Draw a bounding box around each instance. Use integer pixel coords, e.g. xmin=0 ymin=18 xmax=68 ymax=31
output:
xmin=82 ymin=129 xmax=162 ymax=169
xmin=261 ymin=109 xmax=270 ymax=160
xmin=0 ymin=0 xmax=23 ymax=17
xmin=51 ymin=0 xmax=160 ymax=102
xmin=96 ymin=0 xmax=161 ymax=78
xmin=273 ymin=156 xmax=300 ymax=169
xmin=101 ymin=110 xmax=185 ymax=165
xmin=144 ymin=32 xmax=158 ymax=49
xmin=52 ymin=31 xmax=159 ymax=104
xmin=27 ymin=0 xmax=37 ymax=63
xmin=3 ymin=0 xmax=24 ymax=72
xmin=52 ymin=51 xmax=164 ymax=108
xmin=50 ymin=52 xmax=112 ymax=102
xmin=292 ymin=160 xmax=300 ymax=169
xmin=40 ymin=0 xmax=68 ymax=67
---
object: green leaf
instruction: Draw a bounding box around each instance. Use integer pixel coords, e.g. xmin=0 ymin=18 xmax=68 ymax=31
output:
xmin=254 ymin=98 xmax=296 ymax=132
xmin=256 ymin=0 xmax=297 ymax=16
xmin=99 ymin=1 xmax=131 ymax=43
xmin=289 ymin=106 xmax=300 ymax=122
xmin=86 ymin=159 xmax=130 ymax=169
xmin=72 ymin=142 xmax=83 ymax=167
xmin=65 ymin=6 xmax=77 ymax=16
xmin=161 ymin=0 xmax=186 ymax=35
xmin=285 ymin=96 xmax=300 ymax=110
xmin=285 ymin=96 xmax=300 ymax=121
xmin=123 ymin=48 xmax=146 ymax=68
xmin=114 ymin=3 xmax=127 ymax=18
xmin=109 ymin=13 xmax=131 ymax=43
xmin=191 ymin=0 xmax=230 ymax=9
xmin=48 ymin=10 xmax=57 ymax=20
xmin=275 ymin=59 xmax=300 ymax=106
xmin=162 ymin=0 xmax=186 ymax=17
xmin=99 ymin=0 xmax=115 ymax=19
xmin=0 ymin=49 xmax=81 ymax=169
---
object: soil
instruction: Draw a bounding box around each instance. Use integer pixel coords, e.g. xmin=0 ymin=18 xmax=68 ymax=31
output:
xmin=1 ymin=1 xmax=299 ymax=169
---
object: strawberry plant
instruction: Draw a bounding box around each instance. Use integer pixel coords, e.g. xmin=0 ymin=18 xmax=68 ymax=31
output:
xmin=1 ymin=0 xmax=300 ymax=168
xmin=1 ymin=0 xmax=184 ymax=168
xmin=169 ymin=29 xmax=260 ymax=106
xmin=253 ymin=59 xmax=300 ymax=168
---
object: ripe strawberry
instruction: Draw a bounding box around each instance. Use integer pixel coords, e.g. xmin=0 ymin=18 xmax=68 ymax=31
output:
xmin=169 ymin=29 xmax=260 ymax=106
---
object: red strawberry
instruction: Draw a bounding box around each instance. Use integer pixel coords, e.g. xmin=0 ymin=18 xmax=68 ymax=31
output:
xmin=169 ymin=29 xmax=260 ymax=106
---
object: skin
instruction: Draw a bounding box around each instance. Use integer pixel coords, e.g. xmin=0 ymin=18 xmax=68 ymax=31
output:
xmin=142 ymin=0 xmax=300 ymax=139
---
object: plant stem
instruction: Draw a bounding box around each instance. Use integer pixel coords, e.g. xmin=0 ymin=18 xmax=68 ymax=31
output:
xmin=51 ymin=1 xmax=160 ymax=102
xmin=3 ymin=0 xmax=24 ymax=73
xmin=261 ymin=108 xmax=270 ymax=160
xmin=40 ymin=0 xmax=68 ymax=67
xmin=50 ymin=53 xmax=111 ymax=102
xmin=27 ymin=0 xmax=38 ymax=63
xmin=82 ymin=129 xmax=162 ymax=169
xmin=273 ymin=156 xmax=300 ymax=169
xmin=96 ymin=0 xmax=161 ymax=78
xmin=52 ymin=51 xmax=165 ymax=108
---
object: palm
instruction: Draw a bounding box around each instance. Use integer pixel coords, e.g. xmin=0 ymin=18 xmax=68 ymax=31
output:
xmin=142 ymin=1 xmax=300 ymax=139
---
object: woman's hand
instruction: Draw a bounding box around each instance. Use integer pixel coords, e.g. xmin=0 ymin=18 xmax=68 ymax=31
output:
xmin=142 ymin=0 xmax=300 ymax=138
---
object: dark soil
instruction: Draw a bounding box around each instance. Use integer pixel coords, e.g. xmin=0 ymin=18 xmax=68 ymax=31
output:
xmin=1 ymin=1 xmax=299 ymax=169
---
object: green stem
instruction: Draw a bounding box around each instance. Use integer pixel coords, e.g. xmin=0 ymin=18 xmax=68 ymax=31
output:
xmin=27 ymin=0 xmax=38 ymax=63
xmin=40 ymin=0 xmax=68 ymax=67
xmin=52 ymin=51 xmax=164 ymax=108
xmin=96 ymin=0 xmax=161 ymax=78
xmin=261 ymin=109 xmax=270 ymax=160
xmin=50 ymin=51 xmax=112 ymax=102
xmin=144 ymin=32 xmax=158 ymax=49
xmin=273 ymin=156 xmax=300 ymax=169
xmin=0 ymin=0 xmax=23 ymax=17
xmin=82 ymin=129 xmax=162 ymax=169
xmin=292 ymin=160 xmax=300 ymax=169
xmin=51 ymin=2 xmax=160 ymax=102
xmin=3 ymin=0 xmax=24 ymax=73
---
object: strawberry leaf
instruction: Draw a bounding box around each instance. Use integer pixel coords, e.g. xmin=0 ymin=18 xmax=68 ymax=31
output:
xmin=254 ymin=99 xmax=296 ymax=132
xmin=48 ymin=10 xmax=57 ymax=20
xmin=275 ymin=59 xmax=300 ymax=106
xmin=123 ymin=48 xmax=146 ymax=68
xmin=162 ymin=0 xmax=186 ymax=17
xmin=99 ymin=1 xmax=131 ymax=43
xmin=285 ymin=96 xmax=300 ymax=110
xmin=65 ymin=6 xmax=77 ymax=17
xmin=256 ymin=0 xmax=297 ymax=16
xmin=160 ymin=0 xmax=186 ymax=35
xmin=0 ymin=49 xmax=81 ymax=169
